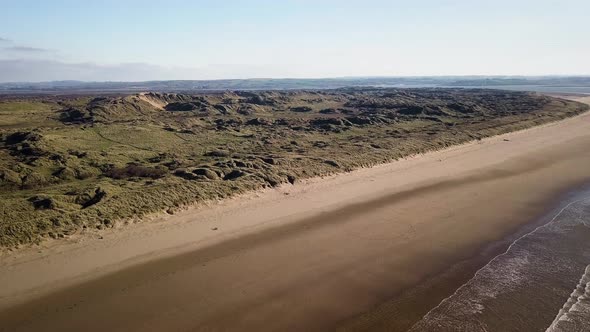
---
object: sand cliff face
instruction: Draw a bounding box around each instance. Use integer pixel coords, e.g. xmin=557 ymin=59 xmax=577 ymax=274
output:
xmin=0 ymin=89 xmax=587 ymax=247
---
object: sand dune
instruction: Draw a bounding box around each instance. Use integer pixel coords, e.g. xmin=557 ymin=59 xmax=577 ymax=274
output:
xmin=1 ymin=96 xmax=589 ymax=331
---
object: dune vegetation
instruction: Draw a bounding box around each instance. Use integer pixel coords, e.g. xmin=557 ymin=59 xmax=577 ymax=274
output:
xmin=0 ymin=88 xmax=587 ymax=247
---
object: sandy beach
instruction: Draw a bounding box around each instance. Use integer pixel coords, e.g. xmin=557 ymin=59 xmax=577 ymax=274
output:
xmin=1 ymin=95 xmax=590 ymax=331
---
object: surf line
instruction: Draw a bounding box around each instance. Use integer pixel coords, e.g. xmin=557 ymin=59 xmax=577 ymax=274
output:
xmin=545 ymin=265 xmax=590 ymax=331
xmin=408 ymin=195 xmax=590 ymax=329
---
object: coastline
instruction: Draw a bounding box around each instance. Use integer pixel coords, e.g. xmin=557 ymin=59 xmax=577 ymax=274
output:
xmin=0 ymin=95 xmax=589 ymax=331
xmin=338 ymin=182 xmax=590 ymax=331
xmin=407 ymin=184 xmax=590 ymax=331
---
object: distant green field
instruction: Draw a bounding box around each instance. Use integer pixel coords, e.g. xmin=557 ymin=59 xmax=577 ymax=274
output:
xmin=0 ymin=101 xmax=62 ymax=129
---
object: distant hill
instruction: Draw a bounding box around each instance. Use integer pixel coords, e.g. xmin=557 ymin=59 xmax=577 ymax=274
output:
xmin=1 ymin=76 xmax=589 ymax=95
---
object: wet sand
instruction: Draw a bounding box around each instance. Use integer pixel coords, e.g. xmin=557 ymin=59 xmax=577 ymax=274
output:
xmin=407 ymin=188 xmax=590 ymax=331
xmin=1 ymin=96 xmax=590 ymax=331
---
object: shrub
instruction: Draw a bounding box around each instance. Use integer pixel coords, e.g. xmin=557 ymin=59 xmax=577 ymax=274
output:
xmin=106 ymin=164 xmax=167 ymax=179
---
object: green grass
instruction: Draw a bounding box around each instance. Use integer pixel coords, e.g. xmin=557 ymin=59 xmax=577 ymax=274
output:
xmin=0 ymin=101 xmax=61 ymax=129
xmin=0 ymin=89 xmax=587 ymax=247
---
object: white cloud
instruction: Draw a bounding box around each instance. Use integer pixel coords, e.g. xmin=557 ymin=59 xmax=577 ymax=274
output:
xmin=3 ymin=46 xmax=50 ymax=52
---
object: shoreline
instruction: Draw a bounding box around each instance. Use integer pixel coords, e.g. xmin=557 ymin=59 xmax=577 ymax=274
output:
xmin=407 ymin=184 xmax=590 ymax=331
xmin=338 ymin=182 xmax=590 ymax=331
xmin=0 ymin=95 xmax=589 ymax=331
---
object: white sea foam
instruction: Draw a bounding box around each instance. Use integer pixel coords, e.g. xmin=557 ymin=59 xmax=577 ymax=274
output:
xmin=546 ymin=265 xmax=590 ymax=332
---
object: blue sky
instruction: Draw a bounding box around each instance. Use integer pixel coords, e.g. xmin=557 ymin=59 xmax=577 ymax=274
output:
xmin=0 ymin=0 xmax=589 ymax=81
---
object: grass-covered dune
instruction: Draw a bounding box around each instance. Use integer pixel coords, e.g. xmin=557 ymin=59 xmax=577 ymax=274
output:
xmin=0 ymin=88 xmax=587 ymax=247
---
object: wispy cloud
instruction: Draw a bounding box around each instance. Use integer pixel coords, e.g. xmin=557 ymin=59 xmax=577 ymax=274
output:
xmin=0 ymin=37 xmax=11 ymax=43
xmin=0 ymin=59 xmax=294 ymax=82
xmin=0 ymin=59 xmax=199 ymax=82
xmin=3 ymin=45 xmax=50 ymax=52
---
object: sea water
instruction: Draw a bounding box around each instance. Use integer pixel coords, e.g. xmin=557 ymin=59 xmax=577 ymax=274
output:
xmin=409 ymin=187 xmax=590 ymax=331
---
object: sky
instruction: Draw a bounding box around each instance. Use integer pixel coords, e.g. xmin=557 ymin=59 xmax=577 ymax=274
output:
xmin=0 ymin=0 xmax=589 ymax=82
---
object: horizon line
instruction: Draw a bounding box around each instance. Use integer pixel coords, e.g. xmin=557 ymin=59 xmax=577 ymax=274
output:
xmin=2 ymin=74 xmax=590 ymax=85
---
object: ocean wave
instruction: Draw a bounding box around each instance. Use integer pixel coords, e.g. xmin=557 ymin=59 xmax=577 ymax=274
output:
xmin=409 ymin=196 xmax=590 ymax=331
xmin=546 ymin=265 xmax=590 ymax=332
